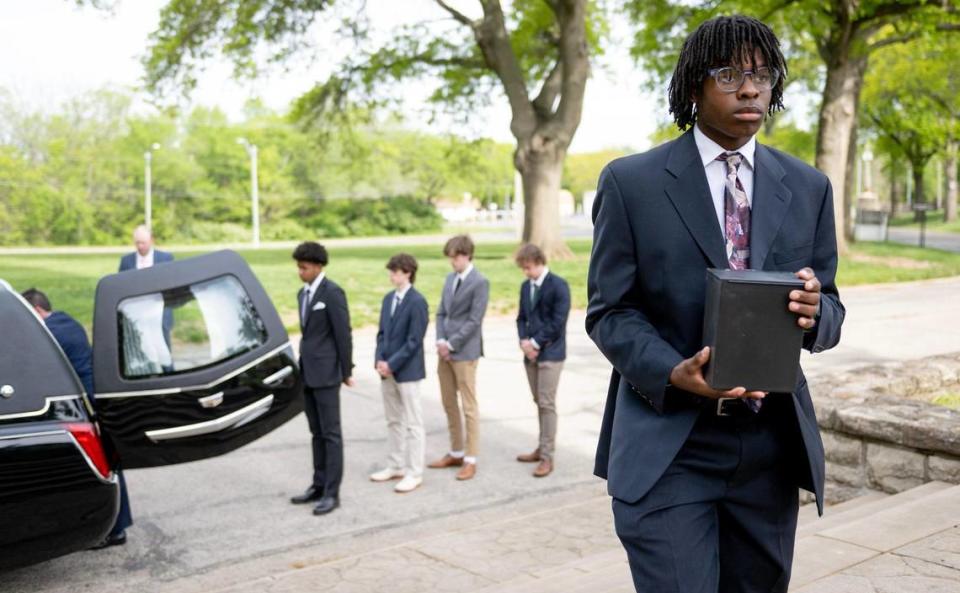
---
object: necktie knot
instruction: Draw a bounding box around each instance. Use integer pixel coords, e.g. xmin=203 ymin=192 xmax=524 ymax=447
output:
xmin=715 ymin=152 xmax=743 ymax=175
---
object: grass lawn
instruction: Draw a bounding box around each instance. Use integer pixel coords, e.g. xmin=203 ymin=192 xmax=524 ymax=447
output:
xmin=889 ymin=209 xmax=960 ymax=234
xmin=2 ymin=238 xmax=958 ymax=332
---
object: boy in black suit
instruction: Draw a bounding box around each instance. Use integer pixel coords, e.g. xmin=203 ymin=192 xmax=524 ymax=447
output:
xmin=289 ymin=242 xmax=355 ymax=516
xmin=371 ymin=253 xmax=429 ymax=493
xmin=514 ymin=244 xmax=570 ymax=478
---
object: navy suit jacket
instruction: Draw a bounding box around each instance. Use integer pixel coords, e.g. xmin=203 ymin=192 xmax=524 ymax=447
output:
xmin=299 ymin=277 xmax=354 ymax=389
xmin=118 ymin=249 xmax=174 ymax=272
xmin=586 ymin=130 xmax=844 ymax=514
xmin=516 ymin=272 xmax=571 ymax=362
xmin=45 ymin=311 xmax=94 ymax=398
xmin=375 ymin=287 xmax=429 ymax=383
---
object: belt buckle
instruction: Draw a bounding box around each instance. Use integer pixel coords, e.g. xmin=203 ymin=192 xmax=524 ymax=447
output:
xmin=716 ymin=397 xmax=736 ymax=416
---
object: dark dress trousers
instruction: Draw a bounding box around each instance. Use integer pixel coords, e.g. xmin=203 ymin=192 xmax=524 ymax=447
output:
xmin=45 ymin=311 xmax=132 ymax=536
xmin=298 ymin=277 xmax=354 ymax=499
xmin=515 ymin=272 xmax=571 ymax=362
xmin=586 ymin=130 xmax=844 ymax=593
xmin=375 ymin=287 xmax=429 ymax=383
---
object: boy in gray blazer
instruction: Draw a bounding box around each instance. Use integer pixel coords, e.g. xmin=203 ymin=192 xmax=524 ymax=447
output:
xmin=428 ymin=235 xmax=490 ymax=481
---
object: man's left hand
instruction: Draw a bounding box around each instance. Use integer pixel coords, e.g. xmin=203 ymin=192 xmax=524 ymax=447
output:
xmin=789 ymin=267 xmax=821 ymax=330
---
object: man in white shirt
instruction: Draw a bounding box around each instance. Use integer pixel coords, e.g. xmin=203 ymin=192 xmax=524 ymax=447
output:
xmin=118 ymin=225 xmax=174 ymax=272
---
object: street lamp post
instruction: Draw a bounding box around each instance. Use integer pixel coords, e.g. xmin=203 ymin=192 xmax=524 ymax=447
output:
xmin=237 ymin=137 xmax=260 ymax=247
xmin=144 ymin=143 xmax=160 ymax=229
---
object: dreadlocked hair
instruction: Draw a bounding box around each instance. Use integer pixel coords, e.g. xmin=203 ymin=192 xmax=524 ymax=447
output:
xmin=668 ymin=15 xmax=787 ymax=131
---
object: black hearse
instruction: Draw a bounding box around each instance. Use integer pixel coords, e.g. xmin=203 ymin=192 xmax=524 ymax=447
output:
xmin=0 ymin=251 xmax=303 ymax=570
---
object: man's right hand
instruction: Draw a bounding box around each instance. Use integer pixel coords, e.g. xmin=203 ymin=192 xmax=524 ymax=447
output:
xmin=668 ymin=347 xmax=766 ymax=401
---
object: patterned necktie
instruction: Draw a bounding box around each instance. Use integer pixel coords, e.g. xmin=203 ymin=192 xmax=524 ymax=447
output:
xmin=391 ymin=294 xmax=401 ymax=317
xmin=716 ymin=152 xmax=761 ymax=412
xmin=716 ymin=152 xmax=751 ymax=270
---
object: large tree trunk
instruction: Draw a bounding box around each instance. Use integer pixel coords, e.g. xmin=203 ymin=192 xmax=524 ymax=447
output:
xmin=814 ymin=53 xmax=868 ymax=255
xmin=946 ymin=139 xmax=958 ymax=223
xmin=516 ymin=138 xmax=571 ymax=259
xmin=888 ymin=159 xmax=901 ymax=217
xmin=912 ymin=160 xmax=927 ymax=210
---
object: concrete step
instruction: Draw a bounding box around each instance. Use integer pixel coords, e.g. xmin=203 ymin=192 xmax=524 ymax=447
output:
xmin=818 ymin=483 xmax=960 ymax=552
xmin=796 ymin=481 xmax=953 ymax=538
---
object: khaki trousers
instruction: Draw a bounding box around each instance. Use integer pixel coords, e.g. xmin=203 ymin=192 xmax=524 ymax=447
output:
xmin=437 ymin=358 xmax=479 ymax=457
xmin=523 ymin=359 xmax=563 ymax=460
xmin=381 ymin=377 xmax=425 ymax=477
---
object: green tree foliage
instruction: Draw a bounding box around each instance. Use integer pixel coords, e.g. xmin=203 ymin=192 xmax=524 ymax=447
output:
xmin=626 ymin=0 xmax=960 ymax=252
xmin=132 ymin=0 xmax=610 ymax=257
xmin=0 ymin=89 xmax=511 ymax=246
xmin=860 ymin=36 xmax=960 ymax=216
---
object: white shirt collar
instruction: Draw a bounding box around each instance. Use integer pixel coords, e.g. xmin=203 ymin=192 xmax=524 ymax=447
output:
xmin=304 ymin=272 xmax=325 ymax=296
xmin=137 ymin=248 xmax=154 ymax=261
xmin=456 ymin=263 xmax=474 ymax=282
xmin=531 ymin=267 xmax=550 ymax=287
xmin=693 ymin=124 xmax=756 ymax=171
xmin=394 ymin=283 xmax=412 ymax=300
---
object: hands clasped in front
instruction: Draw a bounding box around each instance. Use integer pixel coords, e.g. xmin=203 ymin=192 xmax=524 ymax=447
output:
xmin=669 ymin=267 xmax=822 ymax=401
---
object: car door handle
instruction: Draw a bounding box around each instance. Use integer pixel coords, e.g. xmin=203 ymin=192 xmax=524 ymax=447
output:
xmin=144 ymin=394 xmax=274 ymax=442
xmin=262 ymin=365 xmax=294 ymax=386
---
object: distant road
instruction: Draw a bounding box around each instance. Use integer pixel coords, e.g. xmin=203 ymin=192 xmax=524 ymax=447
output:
xmin=0 ymin=218 xmax=596 ymax=256
xmin=886 ymin=227 xmax=960 ymax=253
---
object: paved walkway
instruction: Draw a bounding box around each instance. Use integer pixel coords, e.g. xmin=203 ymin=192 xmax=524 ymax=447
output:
xmin=3 ymin=276 xmax=959 ymax=592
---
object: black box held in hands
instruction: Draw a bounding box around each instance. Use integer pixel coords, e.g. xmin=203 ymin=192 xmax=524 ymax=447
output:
xmin=702 ymin=269 xmax=805 ymax=393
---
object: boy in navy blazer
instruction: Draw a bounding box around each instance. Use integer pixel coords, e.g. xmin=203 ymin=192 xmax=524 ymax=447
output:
xmin=514 ymin=244 xmax=570 ymax=478
xmin=371 ymin=254 xmax=429 ymax=494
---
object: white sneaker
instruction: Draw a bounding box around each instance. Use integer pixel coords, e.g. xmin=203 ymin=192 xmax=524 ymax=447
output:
xmin=369 ymin=467 xmax=404 ymax=482
xmin=394 ymin=475 xmax=423 ymax=493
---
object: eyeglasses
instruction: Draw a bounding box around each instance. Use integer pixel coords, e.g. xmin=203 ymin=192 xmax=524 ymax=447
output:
xmin=706 ymin=66 xmax=780 ymax=93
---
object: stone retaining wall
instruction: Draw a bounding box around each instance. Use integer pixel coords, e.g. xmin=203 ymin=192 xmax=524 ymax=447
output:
xmin=810 ymin=353 xmax=960 ymax=502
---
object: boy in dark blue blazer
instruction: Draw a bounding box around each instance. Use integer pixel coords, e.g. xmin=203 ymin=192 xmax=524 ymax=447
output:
xmin=514 ymin=244 xmax=570 ymax=478
xmin=372 ymin=254 xmax=429 ymax=493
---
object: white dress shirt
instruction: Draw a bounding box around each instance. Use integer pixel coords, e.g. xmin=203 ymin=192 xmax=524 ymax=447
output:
xmin=302 ymin=272 xmax=326 ymax=321
xmin=136 ymin=249 xmax=155 ymax=270
xmin=527 ymin=267 xmax=550 ymax=350
xmin=392 ymin=283 xmax=411 ymax=316
xmin=693 ymin=124 xmax=756 ymax=235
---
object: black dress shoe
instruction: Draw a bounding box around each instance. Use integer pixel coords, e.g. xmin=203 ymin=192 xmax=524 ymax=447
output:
xmin=312 ymin=496 xmax=339 ymax=516
xmin=290 ymin=486 xmax=323 ymax=505
xmin=90 ymin=530 xmax=127 ymax=550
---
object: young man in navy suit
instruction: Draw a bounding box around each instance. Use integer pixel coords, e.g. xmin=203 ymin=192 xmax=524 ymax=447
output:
xmin=587 ymin=16 xmax=844 ymax=593
xmin=22 ymin=288 xmax=133 ymax=549
xmin=514 ymin=244 xmax=570 ymax=478
xmin=289 ymin=242 xmax=355 ymax=516
xmin=371 ymin=253 xmax=429 ymax=494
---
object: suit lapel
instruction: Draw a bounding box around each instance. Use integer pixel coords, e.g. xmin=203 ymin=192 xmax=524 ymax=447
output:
xmin=304 ymin=278 xmax=327 ymax=329
xmin=452 ymin=269 xmax=473 ymax=306
xmin=750 ymin=145 xmax=792 ymax=270
xmin=388 ymin=289 xmax=408 ymax=327
xmin=663 ymin=131 xmax=728 ymax=269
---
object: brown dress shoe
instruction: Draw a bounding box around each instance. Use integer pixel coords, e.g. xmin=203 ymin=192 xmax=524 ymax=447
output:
xmin=533 ymin=458 xmax=553 ymax=478
xmin=516 ymin=449 xmax=541 ymax=463
xmin=456 ymin=462 xmax=477 ymax=481
xmin=427 ymin=454 xmax=464 ymax=469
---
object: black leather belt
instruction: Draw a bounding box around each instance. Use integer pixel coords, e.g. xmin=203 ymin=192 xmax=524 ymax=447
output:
xmin=713 ymin=397 xmax=758 ymax=418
